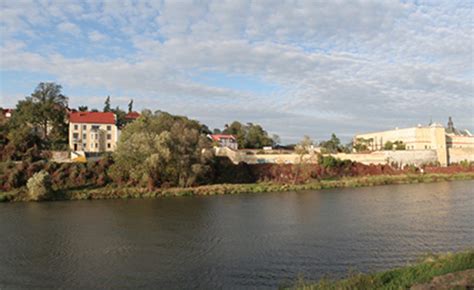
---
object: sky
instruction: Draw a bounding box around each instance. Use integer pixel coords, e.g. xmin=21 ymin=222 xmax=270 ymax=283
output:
xmin=0 ymin=0 xmax=473 ymax=143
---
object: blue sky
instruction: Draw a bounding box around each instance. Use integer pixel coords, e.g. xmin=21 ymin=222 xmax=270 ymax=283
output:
xmin=1 ymin=0 xmax=472 ymax=143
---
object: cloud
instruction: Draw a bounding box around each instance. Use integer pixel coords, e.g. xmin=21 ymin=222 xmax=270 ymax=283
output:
xmin=0 ymin=0 xmax=473 ymax=142
xmin=57 ymin=21 xmax=81 ymax=35
xmin=88 ymin=30 xmax=108 ymax=42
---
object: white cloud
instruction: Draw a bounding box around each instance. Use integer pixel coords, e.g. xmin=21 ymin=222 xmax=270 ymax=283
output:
xmin=0 ymin=0 xmax=473 ymax=142
xmin=57 ymin=21 xmax=81 ymax=35
xmin=88 ymin=30 xmax=108 ymax=42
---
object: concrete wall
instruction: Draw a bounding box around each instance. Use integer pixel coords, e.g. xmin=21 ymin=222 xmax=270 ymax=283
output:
xmin=216 ymin=147 xmax=438 ymax=166
xmin=214 ymin=147 xmax=316 ymax=164
xmin=448 ymin=148 xmax=474 ymax=164
xmin=333 ymin=150 xmax=438 ymax=166
xmin=446 ymin=135 xmax=474 ymax=149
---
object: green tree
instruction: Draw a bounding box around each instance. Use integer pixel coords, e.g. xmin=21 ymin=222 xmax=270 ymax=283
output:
xmin=222 ymin=121 xmax=274 ymax=149
xmin=128 ymin=99 xmax=133 ymax=113
xmin=353 ymin=137 xmax=372 ymax=152
xmin=223 ymin=121 xmax=246 ymax=148
xmin=320 ymin=133 xmax=343 ymax=153
xmin=104 ymin=96 xmax=112 ymax=112
xmin=384 ymin=141 xmax=394 ymax=150
xmin=394 ymin=140 xmax=406 ymax=150
xmin=110 ymin=111 xmax=213 ymax=189
xmin=78 ymin=106 xmax=88 ymax=112
xmin=112 ymin=106 xmax=127 ymax=128
xmin=10 ymin=82 xmax=68 ymax=150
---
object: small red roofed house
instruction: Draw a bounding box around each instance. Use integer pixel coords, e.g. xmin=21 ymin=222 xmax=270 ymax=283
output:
xmin=69 ymin=112 xmax=118 ymax=153
xmin=125 ymin=111 xmax=140 ymax=122
xmin=208 ymin=134 xmax=238 ymax=150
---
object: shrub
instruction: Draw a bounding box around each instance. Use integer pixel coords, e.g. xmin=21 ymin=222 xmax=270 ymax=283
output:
xmin=26 ymin=170 xmax=53 ymax=201
xmin=6 ymin=167 xmax=26 ymax=190
xmin=459 ymin=159 xmax=472 ymax=169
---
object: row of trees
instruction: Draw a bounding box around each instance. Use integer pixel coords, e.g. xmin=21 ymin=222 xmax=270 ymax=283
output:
xmin=1 ymin=83 xmax=69 ymax=161
xmin=214 ymin=121 xmax=278 ymax=149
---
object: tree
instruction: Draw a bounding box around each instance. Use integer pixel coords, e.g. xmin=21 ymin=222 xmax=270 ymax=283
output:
xmin=110 ymin=111 xmax=214 ymax=189
xmin=104 ymin=96 xmax=112 ymax=112
xmin=27 ymin=170 xmax=53 ymax=201
xmin=112 ymin=106 xmax=127 ymax=128
xmin=128 ymin=99 xmax=133 ymax=113
xmin=222 ymin=121 xmax=274 ymax=149
xmin=293 ymin=135 xmax=316 ymax=184
xmin=272 ymin=134 xmax=281 ymax=146
xmin=78 ymin=106 xmax=88 ymax=112
xmin=384 ymin=141 xmax=394 ymax=150
xmin=353 ymin=137 xmax=372 ymax=152
xmin=393 ymin=140 xmax=406 ymax=150
xmin=10 ymin=82 xmax=68 ymax=150
xmin=295 ymin=135 xmax=313 ymax=155
xmin=320 ymin=133 xmax=343 ymax=153
xmin=223 ymin=121 xmax=246 ymax=148
xmin=200 ymin=124 xmax=212 ymax=135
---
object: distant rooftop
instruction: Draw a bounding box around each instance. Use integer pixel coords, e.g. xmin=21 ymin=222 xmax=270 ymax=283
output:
xmin=208 ymin=134 xmax=236 ymax=141
xmin=69 ymin=112 xmax=116 ymax=124
xmin=125 ymin=111 xmax=140 ymax=120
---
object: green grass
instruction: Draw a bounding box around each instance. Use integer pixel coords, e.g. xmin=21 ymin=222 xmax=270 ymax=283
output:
xmin=290 ymin=250 xmax=474 ymax=290
xmin=2 ymin=172 xmax=474 ymax=202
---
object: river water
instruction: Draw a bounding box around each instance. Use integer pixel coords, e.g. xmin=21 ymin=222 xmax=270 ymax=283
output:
xmin=1 ymin=180 xmax=473 ymax=289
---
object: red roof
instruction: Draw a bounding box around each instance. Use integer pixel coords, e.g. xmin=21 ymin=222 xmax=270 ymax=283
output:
xmin=69 ymin=112 xmax=116 ymax=124
xmin=2 ymin=108 xmax=13 ymax=118
xmin=209 ymin=134 xmax=236 ymax=141
xmin=125 ymin=111 xmax=140 ymax=120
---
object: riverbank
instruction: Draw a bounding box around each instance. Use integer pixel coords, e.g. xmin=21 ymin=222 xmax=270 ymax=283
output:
xmin=290 ymin=250 xmax=474 ymax=289
xmin=1 ymin=172 xmax=473 ymax=202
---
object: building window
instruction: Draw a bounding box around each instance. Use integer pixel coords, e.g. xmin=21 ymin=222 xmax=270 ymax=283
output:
xmin=95 ymin=143 xmax=98 ymax=148
xmin=83 ymin=133 xmax=87 ymax=140
xmin=83 ymin=143 xmax=86 ymax=149
xmin=107 ymin=143 xmax=111 ymax=149
xmin=74 ymin=124 xmax=78 ymax=130
xmin=107 ymin=125 xmax=111 ymax=131
xmin=83 ymin=125 xmax=87 ymax=130
xmin=92 ymin=125 xmax=100 ymax=130
xmin=107 ymin=134 xmax=111 ymax=140
xmin=73 ymin=133 xmax=79 ymax=139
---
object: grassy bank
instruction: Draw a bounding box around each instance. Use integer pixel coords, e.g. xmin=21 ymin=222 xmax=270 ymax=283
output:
xmin=2 ymin=172 xmax=473 ymax=202
xmin=290 ymin=250 xmax=474 ymax=289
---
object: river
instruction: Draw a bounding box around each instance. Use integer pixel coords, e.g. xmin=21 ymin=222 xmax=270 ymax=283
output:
xmin=0 ymin=180 xmax=473 ymax=289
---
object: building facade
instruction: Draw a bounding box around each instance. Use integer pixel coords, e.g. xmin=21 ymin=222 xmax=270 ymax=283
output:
xmin=69 ymin=112 xmax=118 ymax=153
xmin=208 ymin=134 xmax=238 ymax=150
xmin=353 ymin=118 xmax=473 ymax=166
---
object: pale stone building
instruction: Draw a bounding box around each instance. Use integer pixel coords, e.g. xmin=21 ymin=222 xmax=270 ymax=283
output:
xmin=69 ymin=112 xmax=119 ymax=153
xmin=353 ymin=118 xmax=473 ymax=166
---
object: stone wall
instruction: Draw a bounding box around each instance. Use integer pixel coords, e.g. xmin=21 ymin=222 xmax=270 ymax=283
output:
xmin=332 ymin=150 xmax=438 ymax=166
xmin=215 ymin=147 xmax=439 ymax=166
xmin=448 ymin=148 xmax=474 ymax=164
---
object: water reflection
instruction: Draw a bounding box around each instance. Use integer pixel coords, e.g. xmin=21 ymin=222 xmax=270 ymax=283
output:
xmin=0 ymin=180 xmax=472 ymax=289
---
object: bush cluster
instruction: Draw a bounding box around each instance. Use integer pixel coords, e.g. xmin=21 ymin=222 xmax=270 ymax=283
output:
xmin=27 ymin=170 xmax=52 ymax=201
xmin=0 ymin=156 xmax=114 ymax=191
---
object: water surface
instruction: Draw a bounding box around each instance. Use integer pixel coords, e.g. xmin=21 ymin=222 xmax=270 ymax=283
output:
xmin=1 ymin=180 xmax=473 ymax=289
